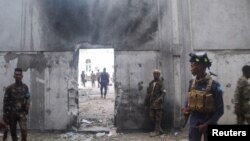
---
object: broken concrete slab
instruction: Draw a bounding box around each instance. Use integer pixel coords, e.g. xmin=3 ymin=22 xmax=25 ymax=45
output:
xmin=78 ymin=126 xmax=110 ymax=134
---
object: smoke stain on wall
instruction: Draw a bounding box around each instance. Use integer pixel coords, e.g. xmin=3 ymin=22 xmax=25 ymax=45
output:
xmin=4 ymin=52 xmax=47 ymax=73
xmin=38 ymin=0 xmax=160 ymax=49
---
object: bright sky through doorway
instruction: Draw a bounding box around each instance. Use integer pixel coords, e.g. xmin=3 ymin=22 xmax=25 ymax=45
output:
xmin=78 ymin=49 xmax=114 ymax=88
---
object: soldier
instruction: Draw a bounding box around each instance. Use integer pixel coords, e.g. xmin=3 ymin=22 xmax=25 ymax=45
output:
xmin=181 ymin=52 xmax=224 ymax=141
xmin=144 ymin=69 xmax=166 ymax=137
xmin=3 ymin=68 xmax=31 ymax=141
xmin=233 ymin=65 xmax=250 ymax=124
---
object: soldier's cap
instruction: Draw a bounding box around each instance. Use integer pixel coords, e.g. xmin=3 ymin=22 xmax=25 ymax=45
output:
xmin=153 ymin=69 xmax=161 ymax=74
xmin=189 ymin=52 xmax=212 ymax=68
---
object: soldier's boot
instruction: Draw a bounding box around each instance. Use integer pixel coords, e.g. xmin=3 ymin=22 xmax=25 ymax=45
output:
xmin=150 ymin=121 xmax=161 ymax=137
xmin=21 ymin=130 xmax=27 ymax=141
xmin=159 ymin=127 xmax=164 ymax=134
xmin=150 ymin=129 xmax=160 ymax=137
xmin=104 ymin=95 xmax=106 ymax=99
xmin=101 ymin=95 xmax=103 ymax=98
xmin=22 ymin=135 xmax=27 ymax=141
xmin=158 ymin=122 xmax=164 ymax=134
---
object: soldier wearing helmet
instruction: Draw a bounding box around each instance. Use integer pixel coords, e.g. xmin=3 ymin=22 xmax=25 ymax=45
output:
xmin=181 ymin=52 xmax=224 ymax=141
xmin=144 ymin=69 xmax=166 ymax=137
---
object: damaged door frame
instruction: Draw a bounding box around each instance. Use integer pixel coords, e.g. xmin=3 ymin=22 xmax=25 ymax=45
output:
xmin=75 ymin=42 xmax=116 ymax=129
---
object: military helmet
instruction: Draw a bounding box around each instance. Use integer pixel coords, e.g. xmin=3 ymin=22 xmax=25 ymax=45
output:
xmin=189 ymin=52 xmax=212 ymax=68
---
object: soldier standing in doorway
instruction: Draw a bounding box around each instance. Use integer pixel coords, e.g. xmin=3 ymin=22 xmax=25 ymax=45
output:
xmin=181 ymin=52 xmax=224 ymax=141
xmin=3 ymin=68 xmax=31 ymax=141
xmin=144 ymin=69 xmax=166 ymax=137
xmin=233 ymin=65 xmax=250 ymax=124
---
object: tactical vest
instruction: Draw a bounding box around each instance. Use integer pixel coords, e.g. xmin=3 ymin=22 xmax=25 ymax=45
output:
xmin=187 ymin=79 xmax=216 ymax=113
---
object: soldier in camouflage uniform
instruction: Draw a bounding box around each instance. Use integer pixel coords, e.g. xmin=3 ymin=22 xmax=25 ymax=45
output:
xmin=182 ymin=52 xmax=224 ymax=141
xmin=3 ymin=68 xmax=31 ymax=141
xmin=144 ymin=69 xmax=166 ymax=137
xmin=234 ymin=65 xmax=250 ymax=124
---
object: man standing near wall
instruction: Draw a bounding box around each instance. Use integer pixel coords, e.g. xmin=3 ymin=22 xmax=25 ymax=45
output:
xmin=144 ymin=69 xmax=166 ymax=137
xmin=234 ymin=65 xmax=250 ymax=124
xmin=3 ymin=68 xmax=31 ymax=141
xmin=181 ymin=52 xmax=224 ymax=141
xmin=99 ymin=68 xmax=109 ymax=99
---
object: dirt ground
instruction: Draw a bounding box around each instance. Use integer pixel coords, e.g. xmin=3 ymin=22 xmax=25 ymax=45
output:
xmin=0 ymin=81 xmax=189 ymax=141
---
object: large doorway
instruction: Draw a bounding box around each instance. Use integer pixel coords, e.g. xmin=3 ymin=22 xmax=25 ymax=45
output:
xmin=77 ymin=48 xmax=115 ymax=133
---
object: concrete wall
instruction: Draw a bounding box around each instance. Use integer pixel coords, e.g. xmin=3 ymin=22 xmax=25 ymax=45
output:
xmin=115 ymin=51 xmax=159 ymax=131
xmin=189 ymin=0 xmax=250 ymax=124
xmin=190 ymin=0 xmax=250 ymax=50
xmin=37 ymin=0 xmax=178 ymax=131
xmin=0 ymin=0 xmax=42 ymax=51
xmin=0 ymin=0 xmax=78 ymax=130
xmin=0 ymin=0 xmax=176 ymax=129
xmin=1 ymin=0 xmax=249 ymax=131
xmin=0 ymin=52 xmax=78 ymax=130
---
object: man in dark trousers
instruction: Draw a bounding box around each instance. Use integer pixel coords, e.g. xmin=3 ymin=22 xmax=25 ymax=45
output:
xmin=181 ymin=52 xmax=224 ymax=141
xmin=144 ymin=69 xmax=166 ymax=137
xmin=3 ymin=68 xmax=31 ymax=141
xmin=99 ymin=68 xmax=109 ymax=99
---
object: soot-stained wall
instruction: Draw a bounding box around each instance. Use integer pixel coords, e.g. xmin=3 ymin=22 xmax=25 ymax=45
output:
xmin=37 ymin=0 xmax=180 ymax=131
xmin=0 ymin=0 xmax=188 ymax=130
xmin=0 ymin=52 xmax=78 ymax=130
xmin=38 ymin=0 xmax=162 ymax=51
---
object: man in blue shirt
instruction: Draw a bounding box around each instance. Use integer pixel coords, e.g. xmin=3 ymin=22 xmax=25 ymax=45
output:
xmin=99 ymin=68 xmax=109 ymax=99
xmin=182 ymin=52 xmax=224 ymax=141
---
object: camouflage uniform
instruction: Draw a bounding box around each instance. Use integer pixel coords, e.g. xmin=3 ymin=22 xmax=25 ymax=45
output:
xmin=234 ymin=76 xmax=250 ymax=124
xmin=144 ymin=79 xmax=166 ymax=136
xmin=3 ymin=82 xmax=30 ymax=141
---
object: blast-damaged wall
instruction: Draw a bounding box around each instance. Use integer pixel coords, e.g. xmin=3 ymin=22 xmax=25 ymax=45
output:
xmin=0 ymin=52 xmax=78 ymax=130
xmin=37 ymin=0 xmax=161 ymax=51
xmin=1 ymin=0 xmax=250 ymax=131
xmin=115 ymin=51 xmax=160 ymax=131
xmin=37 ymin=0 xmax=181 ymax=130
xmin=0 ymin=0 xmax=188 ymax=131
xmin=0 ymin=0 xmax=78 ymax=130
